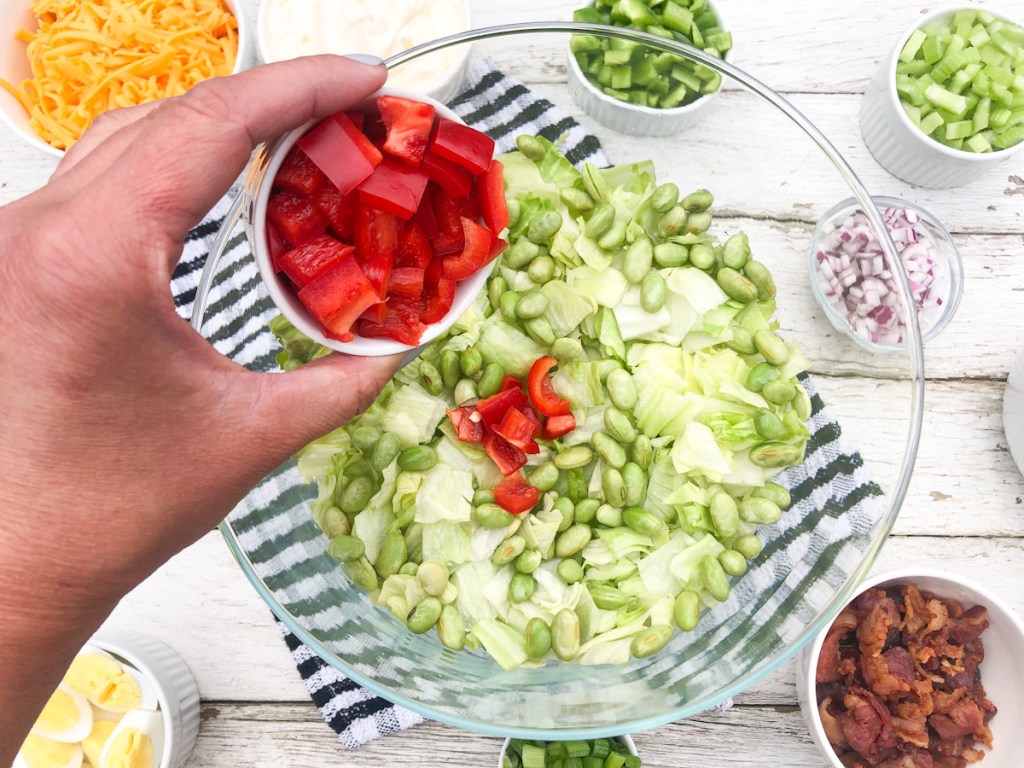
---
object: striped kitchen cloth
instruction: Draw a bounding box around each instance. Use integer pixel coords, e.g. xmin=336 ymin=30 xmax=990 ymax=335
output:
xmin=171 ymin=59 xmax=884 ymax=749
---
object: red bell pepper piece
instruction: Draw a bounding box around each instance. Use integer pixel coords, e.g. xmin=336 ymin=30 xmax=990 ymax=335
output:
xmin=483 ymin=430 xmax=527 ymax=476
xmin=353 ymin=207 xmax=399 ymax=298
xmin=493 ymin=407 xmax=541 ymax=454
xmin=476 ymin=386 xmax=529 ymax=427
xmin=395 ymin=221 xmax=432 ymax=269
xmin=266 ymin=222 xmax=289 ymax=271
xmin=313 ymin=184 xmax=356 ymax=240
xmin=420 ymin=150 xmax=473 ymax=197
xmin=274 ymin=146 xmax=327 ymax=196
xmin=387 ymin=267 xmax=425 ymax=298
xmin=413 ymin=190 xmax=439 ymax=238
xmin=478 ymin=159 xmax=509 ymax=234
xmin=527 ymin=356 xmax=572 ymax=417
xmin=359 ymin=294 xmax=426 ymax=346
xmin=427 ymin=117 xmax=496 ymax=175
xmin=297 ymin=113 xmax=382 ymax=195
xmin=378 ymin=95 xmax=435 ymax=168
xmin=345 ymin=110 xmax=366 ymax=131
xmin=500 ymin=375 xmax=523 ymax=392
xmin=360 ymin=302 xmax=389 ymax=324
xmin=442 ymin=216 xmax=499 ymax=280
xmin=446 ymin=406 xmax=486 ymax=443
xmin=493 ymin=471 xmax=540 ymax=513
xmin=297 ymin=254 xmax=379 ymax=342
xmin=357 ymin=158 xmax=429 ymax=220
xmin=277 ymin=234 xmax=354 ymax=289
xmin=267 ymin=191 xmax=327 ymax=247
xmin=520 ymin=405 xmax=543 ymax=439
xmin=542 ymin=413 xmax=576 ymax=440
xmin=420 ymin=259 xmax=456 ymax=324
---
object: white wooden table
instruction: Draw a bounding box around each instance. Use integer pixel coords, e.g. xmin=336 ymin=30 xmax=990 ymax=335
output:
xmin=3 ymin=0 xmax=1024 ymax=765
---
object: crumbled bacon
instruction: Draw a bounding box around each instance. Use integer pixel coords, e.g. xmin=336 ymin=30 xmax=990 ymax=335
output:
xmin=815 ymin=582 xmax=996 ymax=768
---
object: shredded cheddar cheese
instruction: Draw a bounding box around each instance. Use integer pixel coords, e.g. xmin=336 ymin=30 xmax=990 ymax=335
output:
xmin=0 ymin=0 xmax=238 ymax=150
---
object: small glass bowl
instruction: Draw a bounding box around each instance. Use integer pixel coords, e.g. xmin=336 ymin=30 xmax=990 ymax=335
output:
xmin=808 ymin=196 xmax=964 ymax=354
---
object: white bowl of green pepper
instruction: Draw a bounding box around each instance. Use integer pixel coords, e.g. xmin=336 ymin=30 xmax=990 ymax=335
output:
xmin=566 ymin=0 xmax=733 ymax=136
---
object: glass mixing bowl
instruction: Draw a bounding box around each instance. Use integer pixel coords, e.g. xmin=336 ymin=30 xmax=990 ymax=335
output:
xmin=190 ymin=23 xmax=924 ymax=740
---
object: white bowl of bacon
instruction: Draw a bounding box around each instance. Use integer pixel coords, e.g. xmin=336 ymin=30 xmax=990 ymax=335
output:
xmin=797 ymin=567 xmax=1024 ymax=768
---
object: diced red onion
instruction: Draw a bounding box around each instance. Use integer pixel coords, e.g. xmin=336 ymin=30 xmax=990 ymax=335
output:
xmin=814 ymin=206 xmax=950 ymax=346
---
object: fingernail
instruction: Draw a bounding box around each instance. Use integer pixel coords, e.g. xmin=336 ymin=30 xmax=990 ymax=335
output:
xmin=344 ymin=54 xmax=384 ymax=66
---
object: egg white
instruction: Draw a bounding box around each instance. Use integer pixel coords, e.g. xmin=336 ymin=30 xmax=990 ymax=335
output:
xmin=30 ymin=684 xmax=93 ymax=744
xmin=98 ymin=708 xmax=164 ymax=768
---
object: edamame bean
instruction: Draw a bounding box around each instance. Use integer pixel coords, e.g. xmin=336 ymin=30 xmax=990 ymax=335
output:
xmin=640 ymin=272 xmax=668 ymax=313
xmin=454 ymin=378 xmax=478 ymax=405
xmin=793 ymin=385 xmax=812 ymax=422
xmin=439 ymin=349 xmax=461 ymax=389
xmin=753 ymin=330 xmax=790 ymax=366
xmin=709 ymin=492 xmax=739 ymax=538
xmin=418 ymin=361 xmax=443 ymax=396
xmin=597 ymin=221 xmax=627 ymax=251
xmin=516 ymin=134 xmax=546 ymax=160
xmin=551 ymin=609 xmax=581 ymax=661
xmin=674 ymin=590 xmax=702 ymax=631
xmin=515 ymin=291 xmax=549 ymax=320
xmin=652 ymin=243 xmax=687 ymax=268
xmin=555 ymin=524 xmax=592 ymax=557
xmin=719 ymin=550 xmax=748 ymax=577
xmin=743 ymin=259 xmax=776 ymax=300
xmin=754 ymin=408 xmax=787 ymax=440
xmin=406 ymin=597 xmax=442 ymax=634
xmin=651 ymin=182 xmax=679 ymax=212
xmin=344 ymin=459 xmax=374 ymax=480
xmin=590 ymin=584 xmax=627 ymax=610
xmin=717 ymin=267 xmax=759 ymax=303
xmin=399 ymin=562 xmax=419 ymax=577
xmin=623 ymin=506 xmax=667 ymax=536
xmin=631 ymin=434 xmax=653 ymax=469
xmin=371 ymin=432 xmax=402 ymax=471
xmin=528 ymin=462 xmax=560 ymax=492
xmin=438 ymin=604 xmax=465 ymax=650
xmin=492 ymin=535 xmax=527 ymax=566
xmin=551 ymin=337 xmax=584 ymax=360
xmin=553 ymin=496 xmax=575 ymax=532
xmin=574 ymin=498 xmax=600 ymax=525
xmin=473 ymin=489 xmax=495 ymax=506
xmin=555 ymin=445 xmax=594 ymax=470
xmin=398 ymin=445 xmax=438 ymax=472
xmin=734 ymin=534 xmax=763 ymax=560
xmin=623 ymin=237 xmax=654 ymax=285
xmin=631 ymin=624 xmax=673 ymax=658
xmin=317 ymin=506 xmax=351 ymax=538
xmin=753 ymin=482 xmax=792 ymax=510
xmin=585 ymin=203 xmax=615 ymax=239
xmin=621 ymin=462 xmax=646 ymax=507
xmin=606 ymin=369 xmax=637 ymax=411
xmin=567 ymin=468 xmax=587 ymax=502
xmin=604 ymin=408 xmax=636 ymax=445
xmin=525 ymin=617 xmax=552 ymax=659
xmin=739 ymin=496 xmax=782 ymax=525
xmin=746 ymin=362 xmax=781 ymax=392
xmin=528 ymin=255 xmax=556 ymax=284
xmin=477 ymin=363 xmax=506 ymax=399
xmin=701 ymin=555 xmax=731 ymax=602
xmin=349 ymin=427 xmax=377 ymax=455
xmin=557 ymin=558 xmax=584 ymax=584
xmin=500 ymin=290 xmax=521 ymax=322
xmin=488 ymin=275 xmax=508 ymax=313
xmin=474 ymin=502 xmax=516 ymax=529
xmin=505 ymin=239 xmax=540 ymax=269
xmin=343 ymin=556 xmax=378 ymax=591
xmin=722 ymin=233 xmax=750 ymax=270
xmin=507 ymin=199 xmax=522 ymax=229
xmin=327 ymin=533 xmax=365 ymax=563
xmin=516 ymin=549 xmax=543 ymax=574
xmin=509 ymin=572 xmax=536 ymax=603
xmin=749 ymin=441 xmax=802 ymax=468
xmin=404 ymin=523 xmax=423 ymax=563
xmin=685 ymin=210 xmax=713 ymax=234
xmin=681 ymin=188 xmax=714 ymax=212
xmin=560 ymin=187 xmax=594 ymax=212
xmin=658 ymin=206 xmax=687 ymax=237
xmin=592 ymin=432 xmax=627 ymax=469
xmin=596 ymin=503 xmax=624 ymax=528
xmin=341 ymin=476 xmax=374 ymax=514
xmin=525 ymin=316 xmax=556 ymax=346
xmin=726 ymin=326 xmax=757 ymax=355
xmin=528 ymin=210 xmax=563 ymax=244
xmin=762 ymin=379 xmax=797 ymax=405
xmin=375 ymin=530 xmax=407 ymax=580
xmin=417 ymin=560 xmax=450 ymax=597
xmin=460 ymin=347 xmax=483 ymax=377
xmin=688 ymin=243 xmax=715 ymax=270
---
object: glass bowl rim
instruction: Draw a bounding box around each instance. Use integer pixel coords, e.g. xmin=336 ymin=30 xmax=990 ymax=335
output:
xmin=195 ymin=21 xmax=926 ymax=740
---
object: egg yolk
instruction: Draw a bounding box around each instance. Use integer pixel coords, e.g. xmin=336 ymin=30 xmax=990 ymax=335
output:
xmin=102 ymin=727 xmax=154 ymax=768
xmin=63 ymin=654 xmax=141 ymax=712
xmin=32 ymin=687 xmax=85 ymax=738
xmin=81 ymin=719 xmax=118 ymax=767
xmin=17 ymin=734 xmax=81 ymax=768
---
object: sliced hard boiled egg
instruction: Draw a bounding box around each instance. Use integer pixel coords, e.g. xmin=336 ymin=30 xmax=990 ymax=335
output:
xmin=14 ymin=733 xmax=84 ymax=768
xmin=81 ymin=719 xmax=119 ymax=767
xmin=30 ymin=684 xmax=93 ymax=744
xmin=98 ymin=708 xmax=164 ymax=768
xmin=62 ymin=653 xmax=145 ymax=714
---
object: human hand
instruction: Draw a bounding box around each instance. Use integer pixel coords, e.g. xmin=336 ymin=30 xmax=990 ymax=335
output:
xmin=0 ymin=55 xmax=398 ymax=753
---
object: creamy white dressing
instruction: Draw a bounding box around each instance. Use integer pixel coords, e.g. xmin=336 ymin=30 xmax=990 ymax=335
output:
xmin=260 ymin=0 xmax=469 ymax=92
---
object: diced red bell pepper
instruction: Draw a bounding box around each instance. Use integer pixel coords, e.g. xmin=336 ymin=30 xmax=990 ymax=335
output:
xmin=483 ymin=430 xmax=528 ymax=476
xmin=493 ymin=407 xmax=541 ymax=454
xmin=395 ymin=221 xmax=432 ymax=269
xmin=388 ymin=267 xmax=425 ymax=298
xmin=428 ymin=117 xmax=496 ymax=175
xmin=420 ymin=151 xmax=473 ymax=197
xmin=494 ymin=471 xmax=540 ymax=513
xmin=527 ymin=356 xmax=572 ymax=417
xmin=500 ymin=375 xmax=523 ymax=392
xmin=274 ymin=146 xmax=327 ymax=196
xmin=521 ymin=405 xmax=544 ymax=439
xmin=377 ymin=95 xmax=435 ymax=168
xmin=413 ymin=190 xmax=439 ymax=238
xmin=297 ymin=254 xmax=379 ymax=342
xmin=357 ymin=158 xmax=429 ymax=220
xmin=267 ymin=191 xmax=328 ymax=247
xmin=432 ymin=185 xmax=470 ymax=237
xmin=277 ymin=234 xmax=354 ymax=289
xmin=313 ymin=184 xmax=356 ymax=240
xmin=267 ymin=222 xmax=289 ymax=271
xmin=297 ymin=113 xmax=382 ymax=195
xmin=442 ymin=217 xmax=499 ymax=280
xmin=478 ymin=159 xmax=509 ymax=234
xmin=345 ymin=110 xmax=366 ymax=131
xmin=476 ymin=386 xmax=529 ymax=428
xmin=360 ymin=302 xmax=389 ymax=323
xmin=542 ymin=413 xmax=576 ymax=440
xmin=359 ymin=294 xmax=426 ymax=346
xmin=447 ymin=406 xmax=486 ymax=443
xmin=420 ymin=259 xmax=457 ymax=324
xmin=353 ymin=206 xmax=399 ymax=297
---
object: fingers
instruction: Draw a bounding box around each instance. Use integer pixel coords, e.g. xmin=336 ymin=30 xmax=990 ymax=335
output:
xmin=53 ymin=101 xmax=164 ymax=184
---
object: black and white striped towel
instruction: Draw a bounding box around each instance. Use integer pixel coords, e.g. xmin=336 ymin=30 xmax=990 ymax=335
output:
xmin=171 ymin=59 xmax=884 ymax=749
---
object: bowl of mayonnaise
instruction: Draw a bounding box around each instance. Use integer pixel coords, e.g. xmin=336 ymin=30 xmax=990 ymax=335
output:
xmin=257 ymin=0 xmax=472 ymax=104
